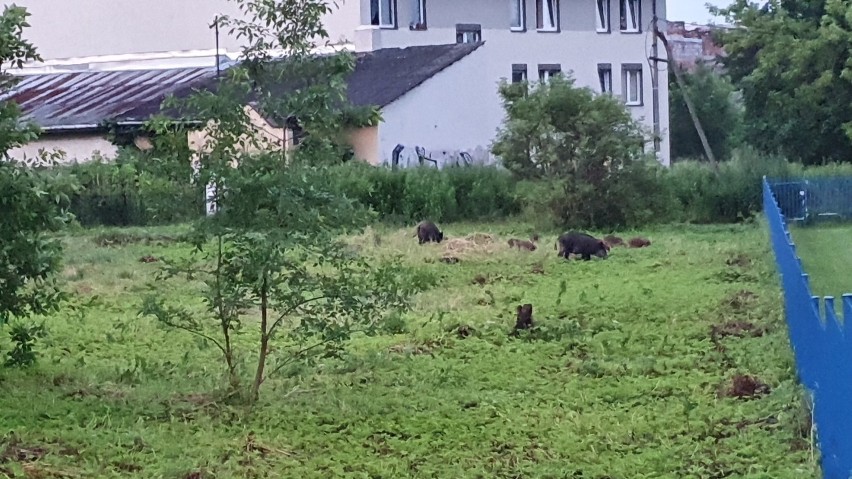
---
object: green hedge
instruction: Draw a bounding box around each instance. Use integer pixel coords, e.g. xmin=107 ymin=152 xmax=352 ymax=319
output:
xmin=327 ymin=163 xmax=522 ymax=224
xmin=57 ymin=160 xmax=204 ymax=227
xmin=47 ymin=152 xmax=852 ymax=228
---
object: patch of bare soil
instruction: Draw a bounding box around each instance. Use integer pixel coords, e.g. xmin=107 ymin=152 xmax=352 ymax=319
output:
xmin=726 ymin=253 xmax=752 ymax=268
xmin=718 ymin=374 xmax=771 ymax=399
xmin=725 ymin=289 xmax=759 ymax=311
xmin=530 ymin=263 xmax=545 ymax=275
xmin=711 ymin=320 xmax=765 ymax=341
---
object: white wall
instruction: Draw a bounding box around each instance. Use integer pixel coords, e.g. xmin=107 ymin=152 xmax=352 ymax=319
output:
xmin=359 ymin=0 xmax=671 ymax=165
xmin=377 ymin=46 xmax=498 ymax=167
xmin=14 ymin=0 xmax=361 ymax=60
xmin=7 ymin=134 xmax=118 ymax=165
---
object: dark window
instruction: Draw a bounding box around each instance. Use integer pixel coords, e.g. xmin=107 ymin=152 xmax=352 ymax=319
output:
xmin=410 ymin=0 xmax=426 ymax=30
xmin=510 ymin=0 xmax=526 ymax=31
xmin=596 ymin=0 xmax=610 ymax=32
xmin=536 ymin=0 xmax=559 ymax=31
xmin=621 ymin=63 xmax=643 ymax=105
xmin=598 ymin=63 xmax=612 ymax=93
xmin=619 ymin=0 xmax=640 ymax=32
xmin=538 ymin=63 xmax=561 ymax=81
xmin=512 ymin=64 xmax=528 ymax=83
xmin=456 ymin=23 xmax=482 ymax=43
xmin=371 ymin=0 xmax=396 ymax=28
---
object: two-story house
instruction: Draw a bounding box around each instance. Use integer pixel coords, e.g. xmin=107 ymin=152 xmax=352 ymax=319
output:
xmin=10 ymin=0 xmax=669 ymax=166
xmin=343 ymin=0 xmax=670 ymax=166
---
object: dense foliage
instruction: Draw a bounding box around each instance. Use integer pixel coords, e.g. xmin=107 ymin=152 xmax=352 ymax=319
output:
xmin=0 ymin=5 xmax=72 ymax=366
xmin=712 ymin=0 xmax=852 ymax=165
xmin=669 ymin=64 xmax=744 ymax=161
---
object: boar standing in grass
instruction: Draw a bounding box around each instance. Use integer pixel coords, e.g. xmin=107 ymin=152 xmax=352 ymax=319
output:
xmin=513 ymin=303 xmax=534 ymax=332
xmin=628 ymin=237 xmax=651 ymax=248
xmin=414 ymin=221 xmax=444 ymax=244
xmin=556 ymin=231 xmax=610 ymax=261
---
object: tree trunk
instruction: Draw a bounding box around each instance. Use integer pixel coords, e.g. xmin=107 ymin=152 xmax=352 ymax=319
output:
xmin=250 ymin=275 xmax=269 ymax=402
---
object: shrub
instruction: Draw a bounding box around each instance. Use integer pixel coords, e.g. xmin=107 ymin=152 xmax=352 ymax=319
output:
xmin=326 ymin=163 xmax=521 ymax=224
xmin=58 ymin=158 xmax=204 ymax=227
xmin=667 ymin=148 xmax=794 ymax=223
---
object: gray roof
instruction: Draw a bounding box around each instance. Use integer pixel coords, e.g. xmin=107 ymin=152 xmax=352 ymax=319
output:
xmin=6 ymin=67 xmax=219 ymax=131
xmin=6 ymin=43 xmax=484 ymax=132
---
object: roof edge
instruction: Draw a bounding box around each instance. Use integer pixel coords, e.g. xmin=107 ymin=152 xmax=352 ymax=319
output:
xmin=374 ymin=41 xmax=485 ymax=108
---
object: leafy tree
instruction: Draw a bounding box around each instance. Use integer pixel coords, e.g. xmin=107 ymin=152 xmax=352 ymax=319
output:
xmin=491 ymin=75 xmax=667 ymax=228
xmin=712 ymin=0 xmax=852 ymax=165
xmin=669 ymin=64 xmax=744 ymax=161
xmin=0 ymin=5 xmax=72 ymax=366
xmin=141 ymin=0 xmax=420 ymax=402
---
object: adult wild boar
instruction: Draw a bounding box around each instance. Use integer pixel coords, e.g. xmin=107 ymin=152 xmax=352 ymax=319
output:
xmin=414 ymin=221 xmax=444 ymax=244
xmin=556 ymin=231 xmax=610 ymax=261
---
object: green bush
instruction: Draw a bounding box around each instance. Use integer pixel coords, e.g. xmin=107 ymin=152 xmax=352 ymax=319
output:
xmin=326 ymin=163 xmax=522 ymax=224
xmin=667 ymin=148 xmax=794 ymax=223
xmin=57 ymin=159 xmax=204 ymax=227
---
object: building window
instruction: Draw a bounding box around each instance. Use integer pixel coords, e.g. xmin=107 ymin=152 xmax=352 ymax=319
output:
xmin=619 ymin=0 xmax=640 ymax=32
xmin=538 ymin=64 xmax=561 ymax=82
xmin=622 ymin=64 xmax=643 ymax=105
xmin=536 ymin=0 xmax=558 ymax=31
xmin=510 ymin=0 xmax=526 ymax=31
xmin=456 ymin=23 xmax=482 ymax=43
xmin=596 ymin=0 xmax=610 ymax=33
xmin=410 ymin=0 xmax=426 ymax=30
xmin=598 ymin=63 xmax=612 ymax=93
xmin=512 ymin=64 xmax=528 ymax=83
xmin=371 ymin=0 xmax=396 ymax=28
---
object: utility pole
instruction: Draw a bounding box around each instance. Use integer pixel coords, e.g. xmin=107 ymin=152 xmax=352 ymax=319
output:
xmin=650 ymin=0 xmax=661 ymax=157
xmin=213 ymin=15 xmax=221 ymax=78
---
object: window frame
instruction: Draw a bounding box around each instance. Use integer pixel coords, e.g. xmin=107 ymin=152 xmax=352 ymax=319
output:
xmin=512 ymin=64 xmax=528 ymax=83
xmin=456 ymin=23 xmax=482 ymax=44
xmin=597 ymin=63 xmax=612 ymax=94
xmin=410 ymin=0 xmax=427 ymax=30
xmin=535 ymin=0 xmax=559 ymax=32
xmin=538 ymin=63 xmax=562 ymax=82
xmin=510 ymin=0 xmax=526 ymax=32
xmin=621 ymin=63 xmax=643 ymax=106
xmin=619 ymin=0 xmax=641 ymax=33
xmin=370 ymin=0 xmax=397 ymax=29
xmin=595 ymin=0 xmax=610 ymax=33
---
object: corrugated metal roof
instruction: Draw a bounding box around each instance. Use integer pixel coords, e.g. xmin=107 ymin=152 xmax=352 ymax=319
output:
xmin=7 ymin=66 xmax=219 ymax=130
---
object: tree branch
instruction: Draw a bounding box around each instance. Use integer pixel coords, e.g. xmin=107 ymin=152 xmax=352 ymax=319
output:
xmin=266 ymin=294 xmax=332 ymax=337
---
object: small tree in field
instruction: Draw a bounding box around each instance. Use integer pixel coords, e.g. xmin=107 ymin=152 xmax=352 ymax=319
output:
xmin=0 ymin=5 xmax=72 ymax=367
xmin=141 ymin=0 xmax=419 ymax=402
xmin=491 ymin=75 xmax=666 ymax=228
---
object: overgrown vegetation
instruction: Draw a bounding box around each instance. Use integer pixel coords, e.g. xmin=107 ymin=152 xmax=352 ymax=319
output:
xmin=669 ymin=64 xmax=744 ymax=161
xmin=0 ymin=4 xmax=72 ymax=366
xmin=711 ymin=0 xmax=852 ymax=165
xmin=0 ymin=222 xmax=818 ymax=477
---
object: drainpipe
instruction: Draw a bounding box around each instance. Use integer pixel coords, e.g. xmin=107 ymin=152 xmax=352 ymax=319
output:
xmin=651 ymin=0 xmax=661 ymax=157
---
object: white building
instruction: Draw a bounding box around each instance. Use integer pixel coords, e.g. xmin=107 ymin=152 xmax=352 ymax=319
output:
xmin=9 ymin=0 xmax=670 ymax=166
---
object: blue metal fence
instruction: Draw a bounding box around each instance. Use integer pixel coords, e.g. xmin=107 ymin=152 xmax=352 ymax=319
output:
xmin=763 ymin=176 xmax=852 ymax=478
xmin=768 ymin=176 xmax=852 ymax=224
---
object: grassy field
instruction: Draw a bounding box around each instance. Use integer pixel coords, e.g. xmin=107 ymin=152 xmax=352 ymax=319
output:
xmin=0 ymin=221 xmax=818 ymax=479
xmin=792 ymin=223 xmax=852 ymax=301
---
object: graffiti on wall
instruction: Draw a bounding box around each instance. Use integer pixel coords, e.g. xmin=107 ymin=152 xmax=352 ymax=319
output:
xmin=384 ymin=144 xmax=495 ymax=170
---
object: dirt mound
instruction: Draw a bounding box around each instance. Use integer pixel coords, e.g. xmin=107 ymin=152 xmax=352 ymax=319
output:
xmin=442 ymin=233 xmax=502 ymax=256
xmin=719 ymin=374 xmax=771 ymax=399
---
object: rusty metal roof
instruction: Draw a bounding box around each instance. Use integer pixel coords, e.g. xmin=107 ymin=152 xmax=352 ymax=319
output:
xmin=7 ymin=66 xmax=219 ymax=131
